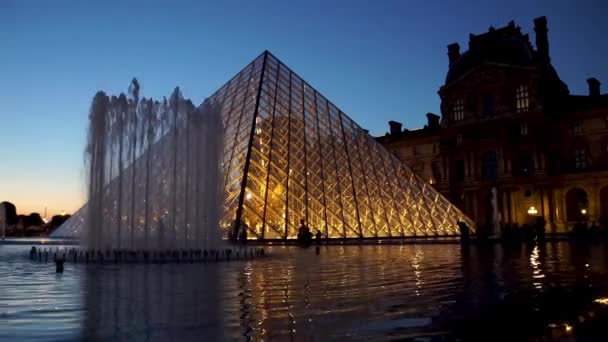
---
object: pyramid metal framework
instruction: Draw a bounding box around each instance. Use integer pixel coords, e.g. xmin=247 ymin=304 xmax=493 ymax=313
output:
xmin=211 ymin=51 xmax=473 ymax=239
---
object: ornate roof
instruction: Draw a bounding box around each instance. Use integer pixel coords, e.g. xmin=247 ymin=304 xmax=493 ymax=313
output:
xmin=446 ymin=21 xmax=535 ymax=84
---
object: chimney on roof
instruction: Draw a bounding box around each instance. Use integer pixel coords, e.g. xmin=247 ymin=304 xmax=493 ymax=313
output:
xmin=534 ymin=16 xmax=550 ymax=62
xmin=587 ymin=78 xmax=601 ymax=96
xmin=426 ymin=113 xmax=440 ymax=129
xmin=388 ymin=121 xmax=402 ymax=136
xmin=447 ymin=43 xmax=460 ymax=66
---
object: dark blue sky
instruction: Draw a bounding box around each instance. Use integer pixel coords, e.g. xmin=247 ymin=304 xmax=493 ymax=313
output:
xmin=1 ymin=0 xmax=607 ymax=215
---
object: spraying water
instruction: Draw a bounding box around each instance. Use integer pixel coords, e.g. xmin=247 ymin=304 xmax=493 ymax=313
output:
xmin=73 ymin=80 xmax=224 ymax=251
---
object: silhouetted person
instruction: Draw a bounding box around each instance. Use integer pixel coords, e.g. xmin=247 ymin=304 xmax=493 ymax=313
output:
xmin=239 ymin=227 xmax=248 ymax=244
xmin=297 ymin=219 xmax=305 ymax=241
xmin=297 ymin=219 xmax=312 ymax=246
xmin=315 ymin=230 xmax=322 ymax=245
xmin=535 ymin=217 xmax=546 ymax=241
xmin=457 ymin=221 xmax=470 ymax=242
xmin=589 ymin=220 xmax=600 ymax=237
xmin=55 ymin=255 xmax=65 ymax=273
xmin=571 ymin=220 xmax=588 ymax=239
xmin=520 ymin=224 xmax=532 ymax=242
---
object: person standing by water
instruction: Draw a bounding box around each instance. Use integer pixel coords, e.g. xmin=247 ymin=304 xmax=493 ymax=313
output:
xmin=238 ymin=224 xmax=248 ymax=245
xmin=297 ymin=219 xmax=305 ymax=241
xmin=315 ymin=230 xmax=322 ymax=255
xmin=297 ymin=219 xmax=312 ymax=246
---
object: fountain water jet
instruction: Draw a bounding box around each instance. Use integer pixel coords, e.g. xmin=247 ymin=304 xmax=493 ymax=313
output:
xmin=80 ymin=80 xmax=225 ymax=251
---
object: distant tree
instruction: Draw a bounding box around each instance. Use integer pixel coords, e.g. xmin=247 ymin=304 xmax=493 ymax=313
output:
xmin=26 ymin=213 xmax=44 ymax=227
xmin=0 ymin=201 xmax=17 ymax=225
xmin=51 ymin=214 xmax=70 ymax=226
xmin=48 ymin=214 xmax=71 ymax=232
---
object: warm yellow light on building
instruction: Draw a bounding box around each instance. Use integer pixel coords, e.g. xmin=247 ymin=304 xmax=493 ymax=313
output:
xmin=527 ymin=206 xmax=538 ymax=215
xmin=594 ymin=297 xmax=608 ymax=305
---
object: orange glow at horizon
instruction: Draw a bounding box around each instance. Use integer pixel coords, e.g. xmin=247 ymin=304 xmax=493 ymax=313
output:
xmin=1 ymin=155 xmax=87 ymax=218
xmin=6 ymin=196 xmax=84 ymax=217
xmin=1 ymin=180 xmax=86 ymax=217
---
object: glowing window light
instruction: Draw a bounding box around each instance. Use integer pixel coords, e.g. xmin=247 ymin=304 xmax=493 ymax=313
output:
xmin=594 ymin=297 xmax=608 ymax=305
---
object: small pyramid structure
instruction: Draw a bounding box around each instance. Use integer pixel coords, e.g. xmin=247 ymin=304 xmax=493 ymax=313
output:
xmin=54 ymin=51 xmax=474 ymax=240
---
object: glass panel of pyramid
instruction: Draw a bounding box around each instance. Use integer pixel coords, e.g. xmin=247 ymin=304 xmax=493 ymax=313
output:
xmin=208 ymin=51 xmax=474 ymax=239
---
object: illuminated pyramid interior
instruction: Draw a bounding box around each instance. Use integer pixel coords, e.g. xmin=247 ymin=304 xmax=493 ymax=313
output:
xmin=211 ymin=51 xmax=473 ymax=239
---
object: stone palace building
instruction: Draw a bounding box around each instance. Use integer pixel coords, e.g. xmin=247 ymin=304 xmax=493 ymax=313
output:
xmin=377 ymin=17 xmax=608 ymax=233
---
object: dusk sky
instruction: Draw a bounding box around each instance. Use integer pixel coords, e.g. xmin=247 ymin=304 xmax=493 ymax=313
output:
xmin=1 ymin=0 xmax=607 ymax=217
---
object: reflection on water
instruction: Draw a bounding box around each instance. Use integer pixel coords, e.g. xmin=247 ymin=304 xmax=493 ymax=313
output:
xmin=2 ymin=242 xmax=608 ymax=341
xmin=81 ymin=263 xmax=224 ymax=341
xmin=530 ymin=244 xmax=544 ymax=290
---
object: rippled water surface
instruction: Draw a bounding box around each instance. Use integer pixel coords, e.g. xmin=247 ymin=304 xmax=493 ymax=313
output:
xmin=3 ymin=241 xmax=608 ymax=341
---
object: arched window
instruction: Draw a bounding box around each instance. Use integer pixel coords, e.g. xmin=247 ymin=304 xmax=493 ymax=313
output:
xmin=565 ymin=188 xmax=588 ymax=222
xmin=574 ymin=149 xmax=587 ymax=169
xmin=453 ymin=99 xmax=464 ymax=121
xmin=454 ymin=160 xmax=465 ymax=181
xmin=520 ymin=122 xmax=528 ymax=136
xmin=513 ymin=153 xmax=533 ymax=176
xmin=481 ymin=151 xmax=498 ymax=180
xmin=516 ymin=85 xmax=529 ymax=112
xmin=482 ymin=94 xmax=495 ymax=116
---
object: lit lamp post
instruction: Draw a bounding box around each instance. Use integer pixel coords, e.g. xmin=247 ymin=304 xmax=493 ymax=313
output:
xmin=527 ymin=206 xmax=538 ymax=225
xmin=581 ymin=208 xmax=587 ymax=215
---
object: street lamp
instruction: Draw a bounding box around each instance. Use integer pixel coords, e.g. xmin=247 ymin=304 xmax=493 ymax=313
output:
xmin=581 ymin=208 xmax=587 ymax=215
xmin=527 ymin=206 xmax=538 ymax=215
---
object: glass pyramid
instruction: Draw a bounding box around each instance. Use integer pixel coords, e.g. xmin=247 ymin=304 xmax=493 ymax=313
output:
xmin=53 ymin=51 xmax=474 ymax=241
xmin=210 ymin=51 xmax=473 ymax=239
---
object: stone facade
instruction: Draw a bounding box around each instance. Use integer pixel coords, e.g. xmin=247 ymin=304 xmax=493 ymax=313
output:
xmin=377 ymin=17 xmax=608 ymax=233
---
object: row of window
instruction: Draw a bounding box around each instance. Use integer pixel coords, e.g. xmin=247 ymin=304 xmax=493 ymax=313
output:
xmin=454 ymin=123 xmax=528 ymax=146
xmin=408 ymin=147 xmax=589 ymax=185
xmin=451 ymin=148 xmax=588 ymax=181
xmin=453 ymin=153 xmax=529 ymax=181
xmin=452 ymin=85 xmax=530 ymax=121
xmin=453 ymin=121 xmax=585 ymax=144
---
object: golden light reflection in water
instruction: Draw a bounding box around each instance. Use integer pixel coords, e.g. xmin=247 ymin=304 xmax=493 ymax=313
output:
xmin=529 ymin=244 xmax=544 ymax=290
xmin=410 ymin=246 xmax=424 ymax=296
